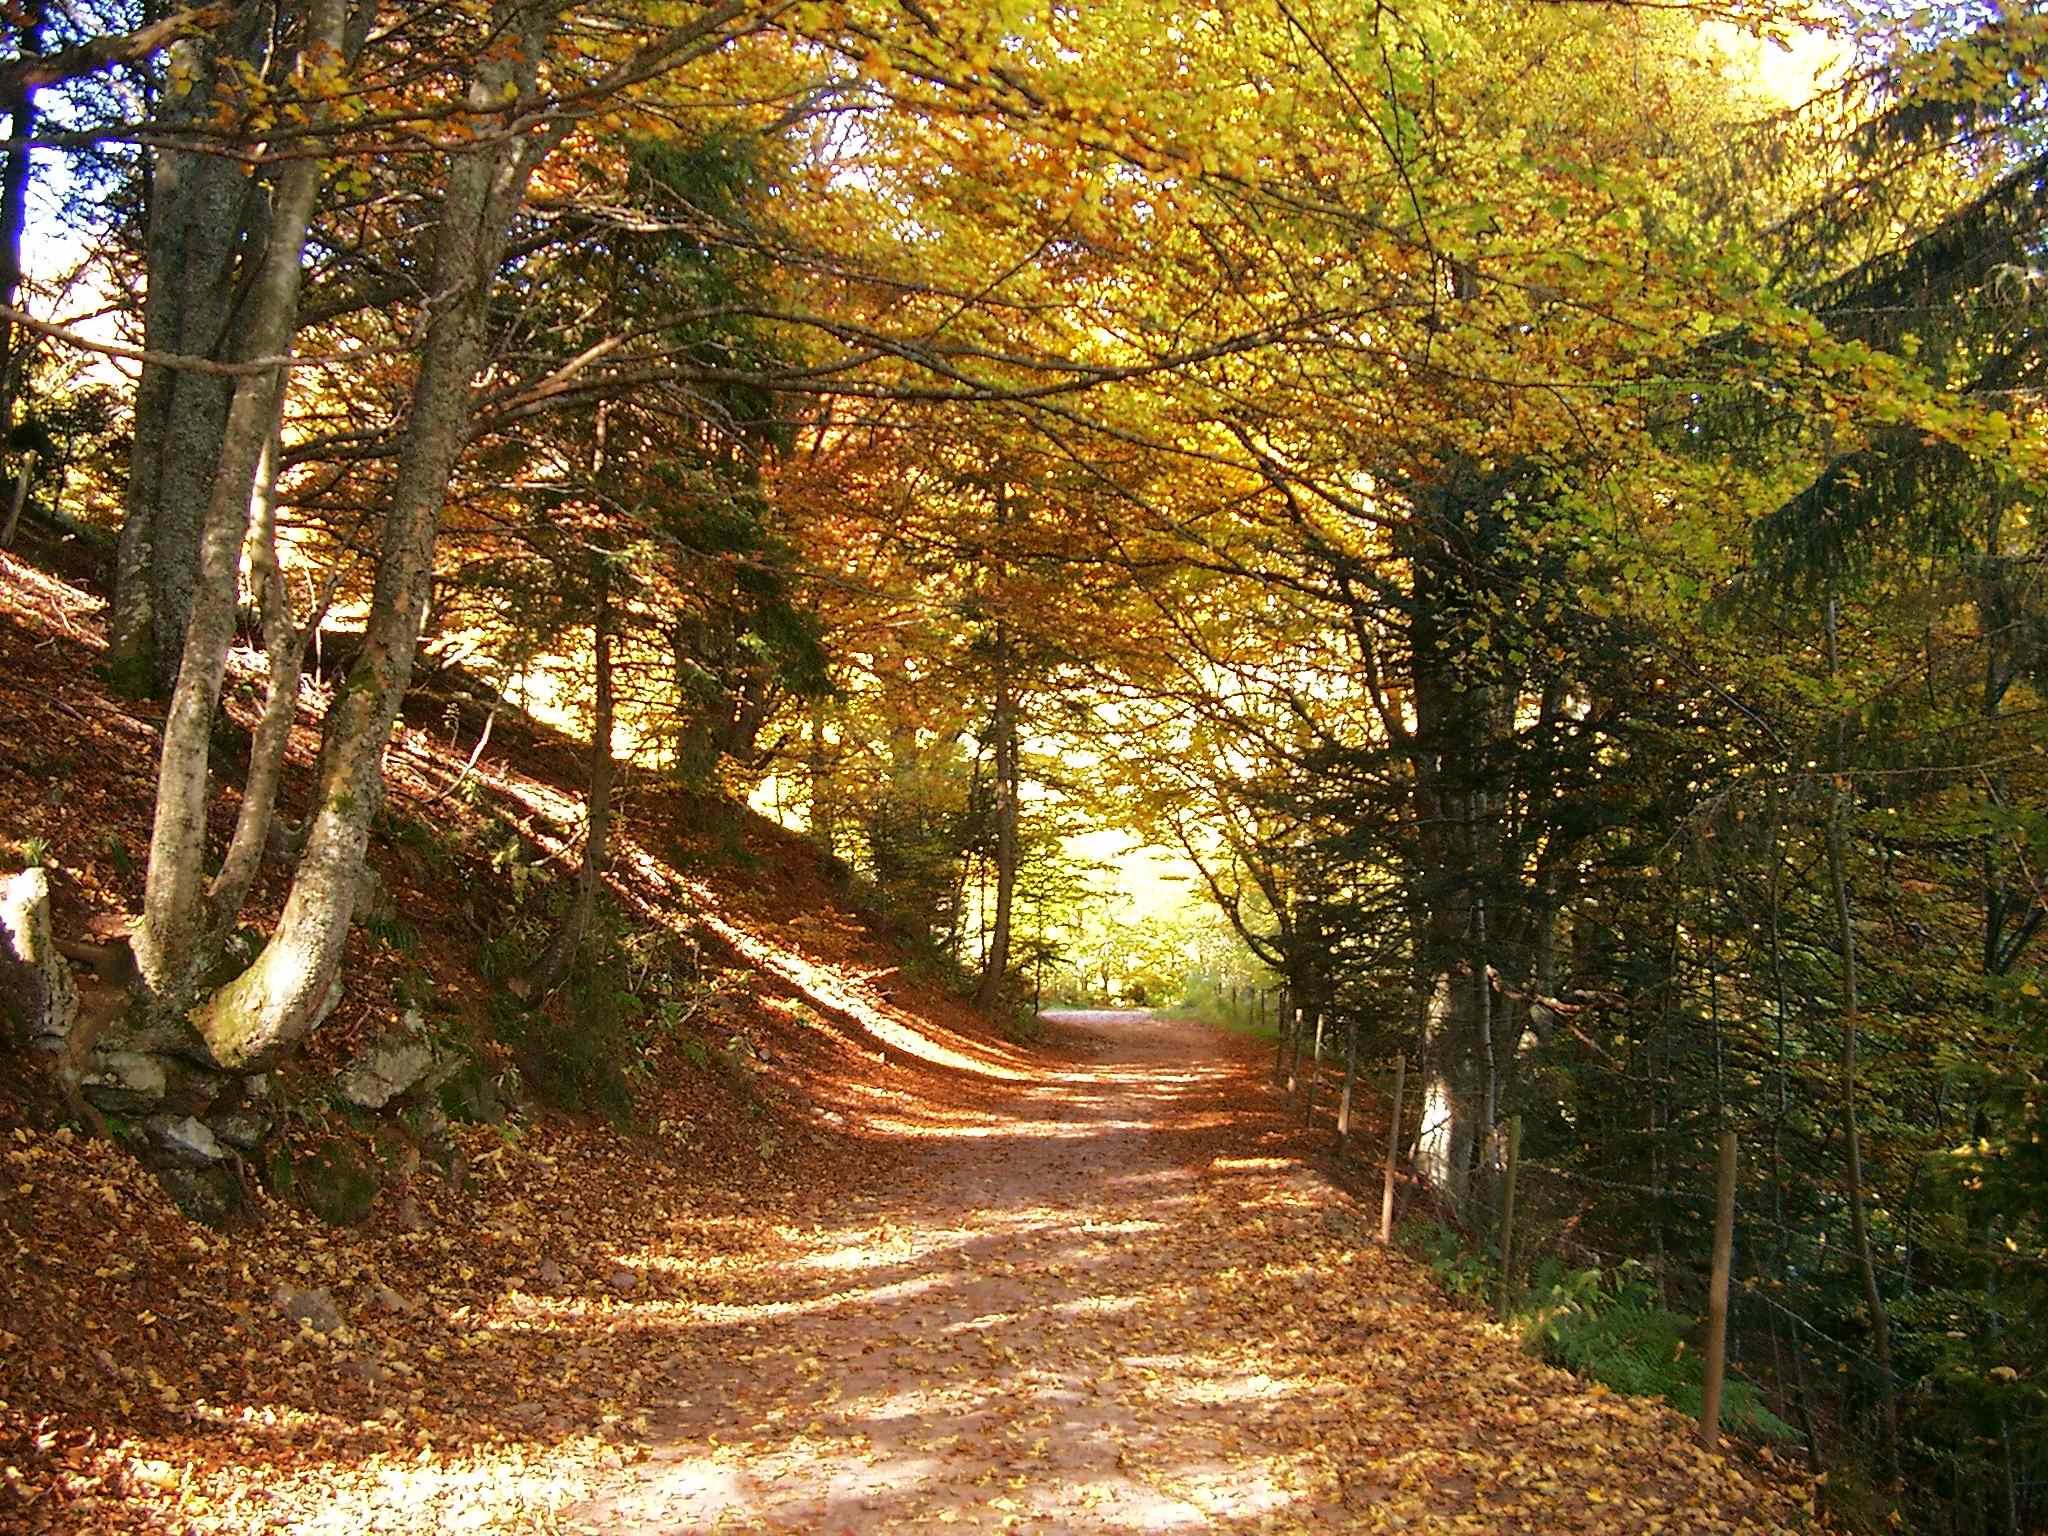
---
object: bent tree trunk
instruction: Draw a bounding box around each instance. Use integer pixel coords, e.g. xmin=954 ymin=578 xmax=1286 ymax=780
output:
xmin=519 ymin=573 xmax=615 ymax=1000
xmin=131 ymin=0 xmax=348 ymax=1001
xmin=192 ymin=17 xmax=550 ymax=1067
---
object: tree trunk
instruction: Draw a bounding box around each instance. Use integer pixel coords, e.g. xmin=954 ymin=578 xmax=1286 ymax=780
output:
xmin=107 ymin=0 xmax=272 ymax=694
xmin=520 ymin=572 xmax=615 ymax=1000
xmin=1336 ymin=1011 xmax=1361 ymax=1153
xmin=1823 ymin=593 xmax=1901 ymax=1480
xmin=0 ymin=0 xmax=44 ymax=524
xmin=132 ymin=0 xmax=347 ymax=1000
xmin=0 ymin=452 xmax=31 ymax=548
xmin=973 ymin=623 xmax=1019 ymax=1011
xmin=205 ymin=425 xmax=325 ymax=926
xmin=807 ymin=696 xmax=835 ymax=856
xmin=192 ymin=11 xmax=551 ymax=1067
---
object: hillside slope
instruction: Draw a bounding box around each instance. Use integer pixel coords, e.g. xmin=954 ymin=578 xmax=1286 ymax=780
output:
xmin=0 ymin=538 xmax=1040 ymax=1533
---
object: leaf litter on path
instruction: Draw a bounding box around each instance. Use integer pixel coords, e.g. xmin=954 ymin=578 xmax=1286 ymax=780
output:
xmin=2 ymin=1001 xmax=1824 ymax=1535
xmin=561 ymin=1010 xmax=1824 ymax=1536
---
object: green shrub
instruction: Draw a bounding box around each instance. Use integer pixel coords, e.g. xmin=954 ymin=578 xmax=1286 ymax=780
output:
xmin=1408 ymin=1230 xmax=1796 ymax=1443
xmin=1409 ymin=1218 xmax=1500 ymax=1306
xmin=1522 ymin=1261 xmax=1796 ymax=1442
xmin=361 ymin=910 xmax=421 ymax=957
xmin=489 ymin=897 xmax=710 ymax=1125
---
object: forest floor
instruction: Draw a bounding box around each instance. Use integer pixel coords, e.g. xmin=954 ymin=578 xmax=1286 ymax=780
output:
xmin=0 ymin=542 xmax=1824 ymax=1533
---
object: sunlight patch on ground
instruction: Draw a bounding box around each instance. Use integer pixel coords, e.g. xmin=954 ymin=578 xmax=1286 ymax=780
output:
xmin=676 ymin=1272 xmax=948 ymax=1326
xmin=857 ymin=1113 xmax=1161 ymax=1139
xmin=1046 ymin=1291 xmax=1149 ymax=1320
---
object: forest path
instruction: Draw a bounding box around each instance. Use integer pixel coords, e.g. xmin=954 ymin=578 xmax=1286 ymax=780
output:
xmin=564 ymin=1011 xmax=1811 ymax=1535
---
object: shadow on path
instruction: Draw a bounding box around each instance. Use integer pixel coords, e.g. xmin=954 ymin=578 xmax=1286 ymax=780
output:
xmin=562 ymin=1011 xmax=1816 ymax=1535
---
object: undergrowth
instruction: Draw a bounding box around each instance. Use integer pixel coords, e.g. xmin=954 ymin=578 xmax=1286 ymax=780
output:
xmin=1179 ymin=977 xmax=1280 ymax=1041
xmin=1406 ymin=1220 xmax=1796 ymax=1444
xmin=483 ymin=893 xmax=708 ymax=1125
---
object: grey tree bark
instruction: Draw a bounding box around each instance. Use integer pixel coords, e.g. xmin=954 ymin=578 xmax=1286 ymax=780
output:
xmin=132 ymin=0 xmax=348 ymax=1001
xmin=205 ymin=426 xmax=334 ymax=927
xmin=107 ymin=0 xmax=275 ymax=694
xmin=0 ymin=0 xmax=44 ymax=543
xmin=194 ymin=4 xmax=555 ymax=1066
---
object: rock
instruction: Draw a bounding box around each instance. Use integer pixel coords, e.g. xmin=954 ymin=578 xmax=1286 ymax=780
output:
xmin=0 ymin=868 xmax=77 ymax=1050
xmin=439 ymin=1060 xmax=510 ymax=1125
xmin=606 ymin=1265 xmax=640 ymax=1296
xmin=157 ymin=1165 xmax=243 ymax=1228
xmin=295 ymin=1137 xmax=378 ymax=1226
xmin=338 ymin=1012 xmax=439 ymax=1110
xmin=391 ymin=1194 xmax=426 ymax=1233
xmin=352 ymin=865 xmax=395 ymax=925
xmin=92 ymin=1013 xmax=211 ymax=1059
xmin=374 ymin=1124 xmax=422 ymax=1182
xmin=80 ymin=1017 xmax=230 ymax=1117
xmin=371 ymin=1285 xmax=412 ymax=1316
xmin=276 ymin=1285 xmax=343 ymax=1335
xmin=208 ymin=1109 xmax=270 ymax=1152
xmin=146 ymin=1113 xmax=227 ymax=1167
xmin=401 ymin=1099 xmax=451 ymax=1145
xmin=536 ymin=1256 xmax=564 ymax=1290
xmin=78 ymin=1050 xmax=167 ymax=1112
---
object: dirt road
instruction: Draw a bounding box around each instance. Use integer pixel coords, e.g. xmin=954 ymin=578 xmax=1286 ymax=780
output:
xmin=565 ymin=1010 xmax=1814 ymax=1534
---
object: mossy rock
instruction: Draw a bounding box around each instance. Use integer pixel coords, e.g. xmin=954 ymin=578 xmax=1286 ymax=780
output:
xmin=263 ymin=1142 xmax=296 ymax=1197
xmin=100 ymin=651 xmax=157 ymax=701
xmin=439 ymin=1059 xmax=512 ymax=1124
xmin=372 ymin=1123 xmax=422 ymax=1182
xmin=157 ymin=1165 xmax=245 ymax=1230
xmin=294 ymin=1137 xmax=380 ymax=1226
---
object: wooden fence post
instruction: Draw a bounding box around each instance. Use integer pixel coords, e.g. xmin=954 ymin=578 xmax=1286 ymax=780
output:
xmin=1379 ymin=1052 xmax=1406 ymax=1243
xmin=1336 ymin=1015 xmax=1361 ymax=1155
xmin=1288 ymin=1005 xmax=1307 ymax=1098
xmin=1272 ymin=991 xmax=1289 ymax=1085
xmin=1701 ymin=1130 xmax=1739 ymax=1449
xmin=1497 ymin=1115 xmax=1522 ymax=1318
xmin=1302 ymin=1008 xmax=1326 ymax=1125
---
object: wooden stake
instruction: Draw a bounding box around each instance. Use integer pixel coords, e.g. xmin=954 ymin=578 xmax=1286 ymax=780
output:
xmin=1380 ymin=1052 xmax=1406 ymax=1243
xmin=1273 ymin=991 xmax=1290 ymax=1086
xmin=1497 ymin=1115 xmax=1521 ymax=1318
xmin=1303 ymin=1008 xmax=1326 ymax=1124
xmin=1336 ymin=1015 xmax=1361 ymax=1154
xmin=1701 ymin=1129 xmax=1739 ymax=1449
